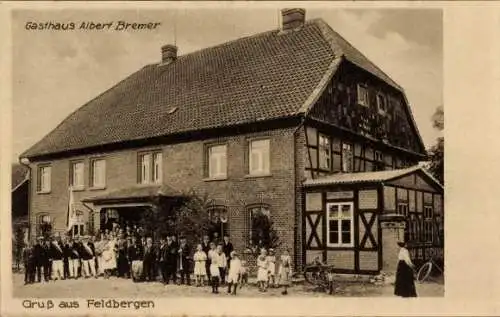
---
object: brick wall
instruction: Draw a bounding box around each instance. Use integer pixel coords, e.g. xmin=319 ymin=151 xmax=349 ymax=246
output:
xmin=29 ymin=128 xmax=298 ymax=261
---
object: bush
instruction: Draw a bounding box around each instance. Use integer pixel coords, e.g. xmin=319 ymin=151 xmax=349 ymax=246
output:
xmin=137 ymin=190 xmax=213 ymax=246
xmin=247 ymin=211 xmax=281 ymax=255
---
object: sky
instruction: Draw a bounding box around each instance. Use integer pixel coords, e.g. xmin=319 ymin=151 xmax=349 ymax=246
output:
xmin=12 ymin=7 xmax=442 ymax=163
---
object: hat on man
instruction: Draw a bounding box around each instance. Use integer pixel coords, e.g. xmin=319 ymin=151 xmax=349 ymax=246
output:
xmin=37 ymin=236 xmax=44 ymax=240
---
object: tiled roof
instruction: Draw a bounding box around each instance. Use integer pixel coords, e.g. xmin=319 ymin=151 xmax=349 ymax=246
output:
xmin=11 ymin=164 xmax=29 ymax=191
xmin=82 ymin=184 xmax=182 ymax=203
xmin=303 ymin=165 xmax=443 ymax=189
xmin=22 ymin=18 xmax=408 ymax=159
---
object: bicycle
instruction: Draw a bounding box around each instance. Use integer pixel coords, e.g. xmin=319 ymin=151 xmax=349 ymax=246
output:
xmin=415 ymin=255 xmax=444 ymax=283
xmin=302 ymin=257 xmax=336 ymax=294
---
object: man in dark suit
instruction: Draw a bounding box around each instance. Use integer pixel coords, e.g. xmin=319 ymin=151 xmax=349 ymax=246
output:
xmin=33 ymin=237 xmax=46 ymax=283
xmin=62 ymin=235 xmax=71 ymax=279
xmin=165 ymin=236 xmax=177 ymax=284
xmin=157 ymin=236 xmax=168 ymax=284
xmin=177 ymin=236 xmax=191 ymax=285
xmin=42 ymin=238 xmax=52 ymax=282
xmin=222 ymin=234 xmax=234 ymax=269
xmin=22 ymin=240 xmax=35 ymax=284
xmin=142 ymin=237 xmax=156 ymax=282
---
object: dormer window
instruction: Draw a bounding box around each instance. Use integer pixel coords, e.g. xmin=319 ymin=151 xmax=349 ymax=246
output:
xmin=357 ymin=84 xmax=369 ymax=107
xmin=376 ymin=93 xmax=387 ymax=114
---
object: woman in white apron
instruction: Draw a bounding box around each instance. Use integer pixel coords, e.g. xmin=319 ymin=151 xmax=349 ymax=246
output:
xmin=101 ymin=233 xmax=117 ymax=278
xmin=94 ymin=233 xmax=107 ymax=277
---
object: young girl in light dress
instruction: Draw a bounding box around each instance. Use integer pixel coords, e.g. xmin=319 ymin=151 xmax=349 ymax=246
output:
xmin=193 ymin=244 xmax=207 ymax=287
xmin=266 ymin=248 xmax=277 ymax=288
xmin=208 ymin=243 xmax=220 ymax=294
xmin=278 ymin=249 xmax=292 ymax=295
xmin=226 ymin=251 xmax=242 ymax=295
xmin=257 ymin=248 xmax=269 ymax=292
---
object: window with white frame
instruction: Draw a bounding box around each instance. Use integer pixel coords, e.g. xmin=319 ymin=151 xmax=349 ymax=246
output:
xmin=90 ymin=159 xmax=106 ymax=188
xmin=139 ymin=153 xmax=152 ymax=184
xmin=70 ymin=161 xmax=84 ymax=189
xmin=327 ymin=202 xmax=353 ymax=246
xmin=138 ymin=151 xmax=162 ymax=184
xmin=249 ymin=139 xmax=270 ymax=175
xmin=424 ymin=205 xmax=433 ymax=242
xmin=37 ymin=165 xmax=51 ymax=193
xmin=318 ymin=134 xmax=331 ymax=170
xmin=341 ymin=143 xmax=353 ymax=172
xmin=152 ymin=152 xmax=162 ymax=183
xmin=397 ymin=202 xmax=409 ymax=217
xmin=208 ymin=144 xmax=227 ymax=179
xmin=376 ymin=93 xmax=387 ymax=113
xmin=71 ymin=211 xmax=85 ymax=237
xmin=357 ymin=84 xmax=369 ymax=107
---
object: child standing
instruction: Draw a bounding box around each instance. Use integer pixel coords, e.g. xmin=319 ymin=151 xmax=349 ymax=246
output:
xmin=278 ymin=249 xmax=292 ymax=295
xmin=208 ymin=243 xmax=220 ymax=294
xmin=239 ymin=260 xmax=248 ymax=288
xmin=267 ymin=248 xmax=276 ymax=288
xmin=217 ymin=245 xmax=227 ymax=285
xmin=193 ymin=244 xmax=207 ymax=287
xmin=226 ymin=251 xmax=241 ymax=295
xmin=257 ymin=248 xmax=269 ymax=292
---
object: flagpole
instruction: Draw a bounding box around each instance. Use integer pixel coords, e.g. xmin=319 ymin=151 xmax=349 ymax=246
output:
xmin=67 ymin=186 xmax=75 ymax=234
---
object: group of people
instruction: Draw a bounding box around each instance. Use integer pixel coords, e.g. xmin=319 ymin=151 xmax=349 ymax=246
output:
xmin=22 ymin=225 xmax=293 ymax=295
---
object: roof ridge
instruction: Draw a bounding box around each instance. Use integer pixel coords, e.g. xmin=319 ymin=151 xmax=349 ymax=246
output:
xmin=160 ymin=27 xmax=280 ymax=65
xmin=163 ymin=19 xmax=325 ymax=66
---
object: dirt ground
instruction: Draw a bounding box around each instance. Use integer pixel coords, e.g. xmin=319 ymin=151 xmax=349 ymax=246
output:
xmin=12 ymin=273 xmax=444 ymax=298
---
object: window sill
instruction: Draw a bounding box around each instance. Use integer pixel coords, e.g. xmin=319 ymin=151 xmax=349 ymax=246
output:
xmin=327 ymin=244 xmax=354 ymax=248
xmin=137 ymin=181 xmax=163 ymax=186
xmin=71 ymin=187 xmax=85 ymax=192
xmin=244 ymin=173 xmax=272 ymax=179
xmin=36 ymin=190 xmax=51 ymax=195
xmin=89 ymin=186 xmax=106 ymax=191
xmin=203 ymin=177 xmax=228 ymax=182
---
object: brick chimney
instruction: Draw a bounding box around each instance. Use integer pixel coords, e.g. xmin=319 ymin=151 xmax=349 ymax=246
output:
xmin=161 ymin=44 xmax=177 ymax=64
xmin=281 ymin=8 xmax=306 ymax=31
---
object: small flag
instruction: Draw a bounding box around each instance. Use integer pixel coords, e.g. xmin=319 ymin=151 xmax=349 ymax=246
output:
xmin=66 ymin=186 xmax=76 ymax=232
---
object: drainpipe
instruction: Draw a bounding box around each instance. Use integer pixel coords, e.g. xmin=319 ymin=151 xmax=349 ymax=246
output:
xmin=292 ymin=115 xmax=306 ymax=271
xmin=19 ymin=157 xmax=31 ymax=242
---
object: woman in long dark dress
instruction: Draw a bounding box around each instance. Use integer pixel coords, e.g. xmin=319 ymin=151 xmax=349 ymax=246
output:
xmin=394 ymin=241 xmax=417 ymax=297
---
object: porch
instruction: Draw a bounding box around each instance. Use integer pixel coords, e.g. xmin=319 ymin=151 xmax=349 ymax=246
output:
xmin=302 ymin=165 xmax=444 ymax=275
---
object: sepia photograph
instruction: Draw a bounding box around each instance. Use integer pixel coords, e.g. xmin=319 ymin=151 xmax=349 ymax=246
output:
xmin=9 ymin=5 xmax=444 ymax=303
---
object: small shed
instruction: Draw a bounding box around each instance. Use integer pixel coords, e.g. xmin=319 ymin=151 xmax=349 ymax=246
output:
xmin=302 ymin=165 xmax=444 ymax=274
